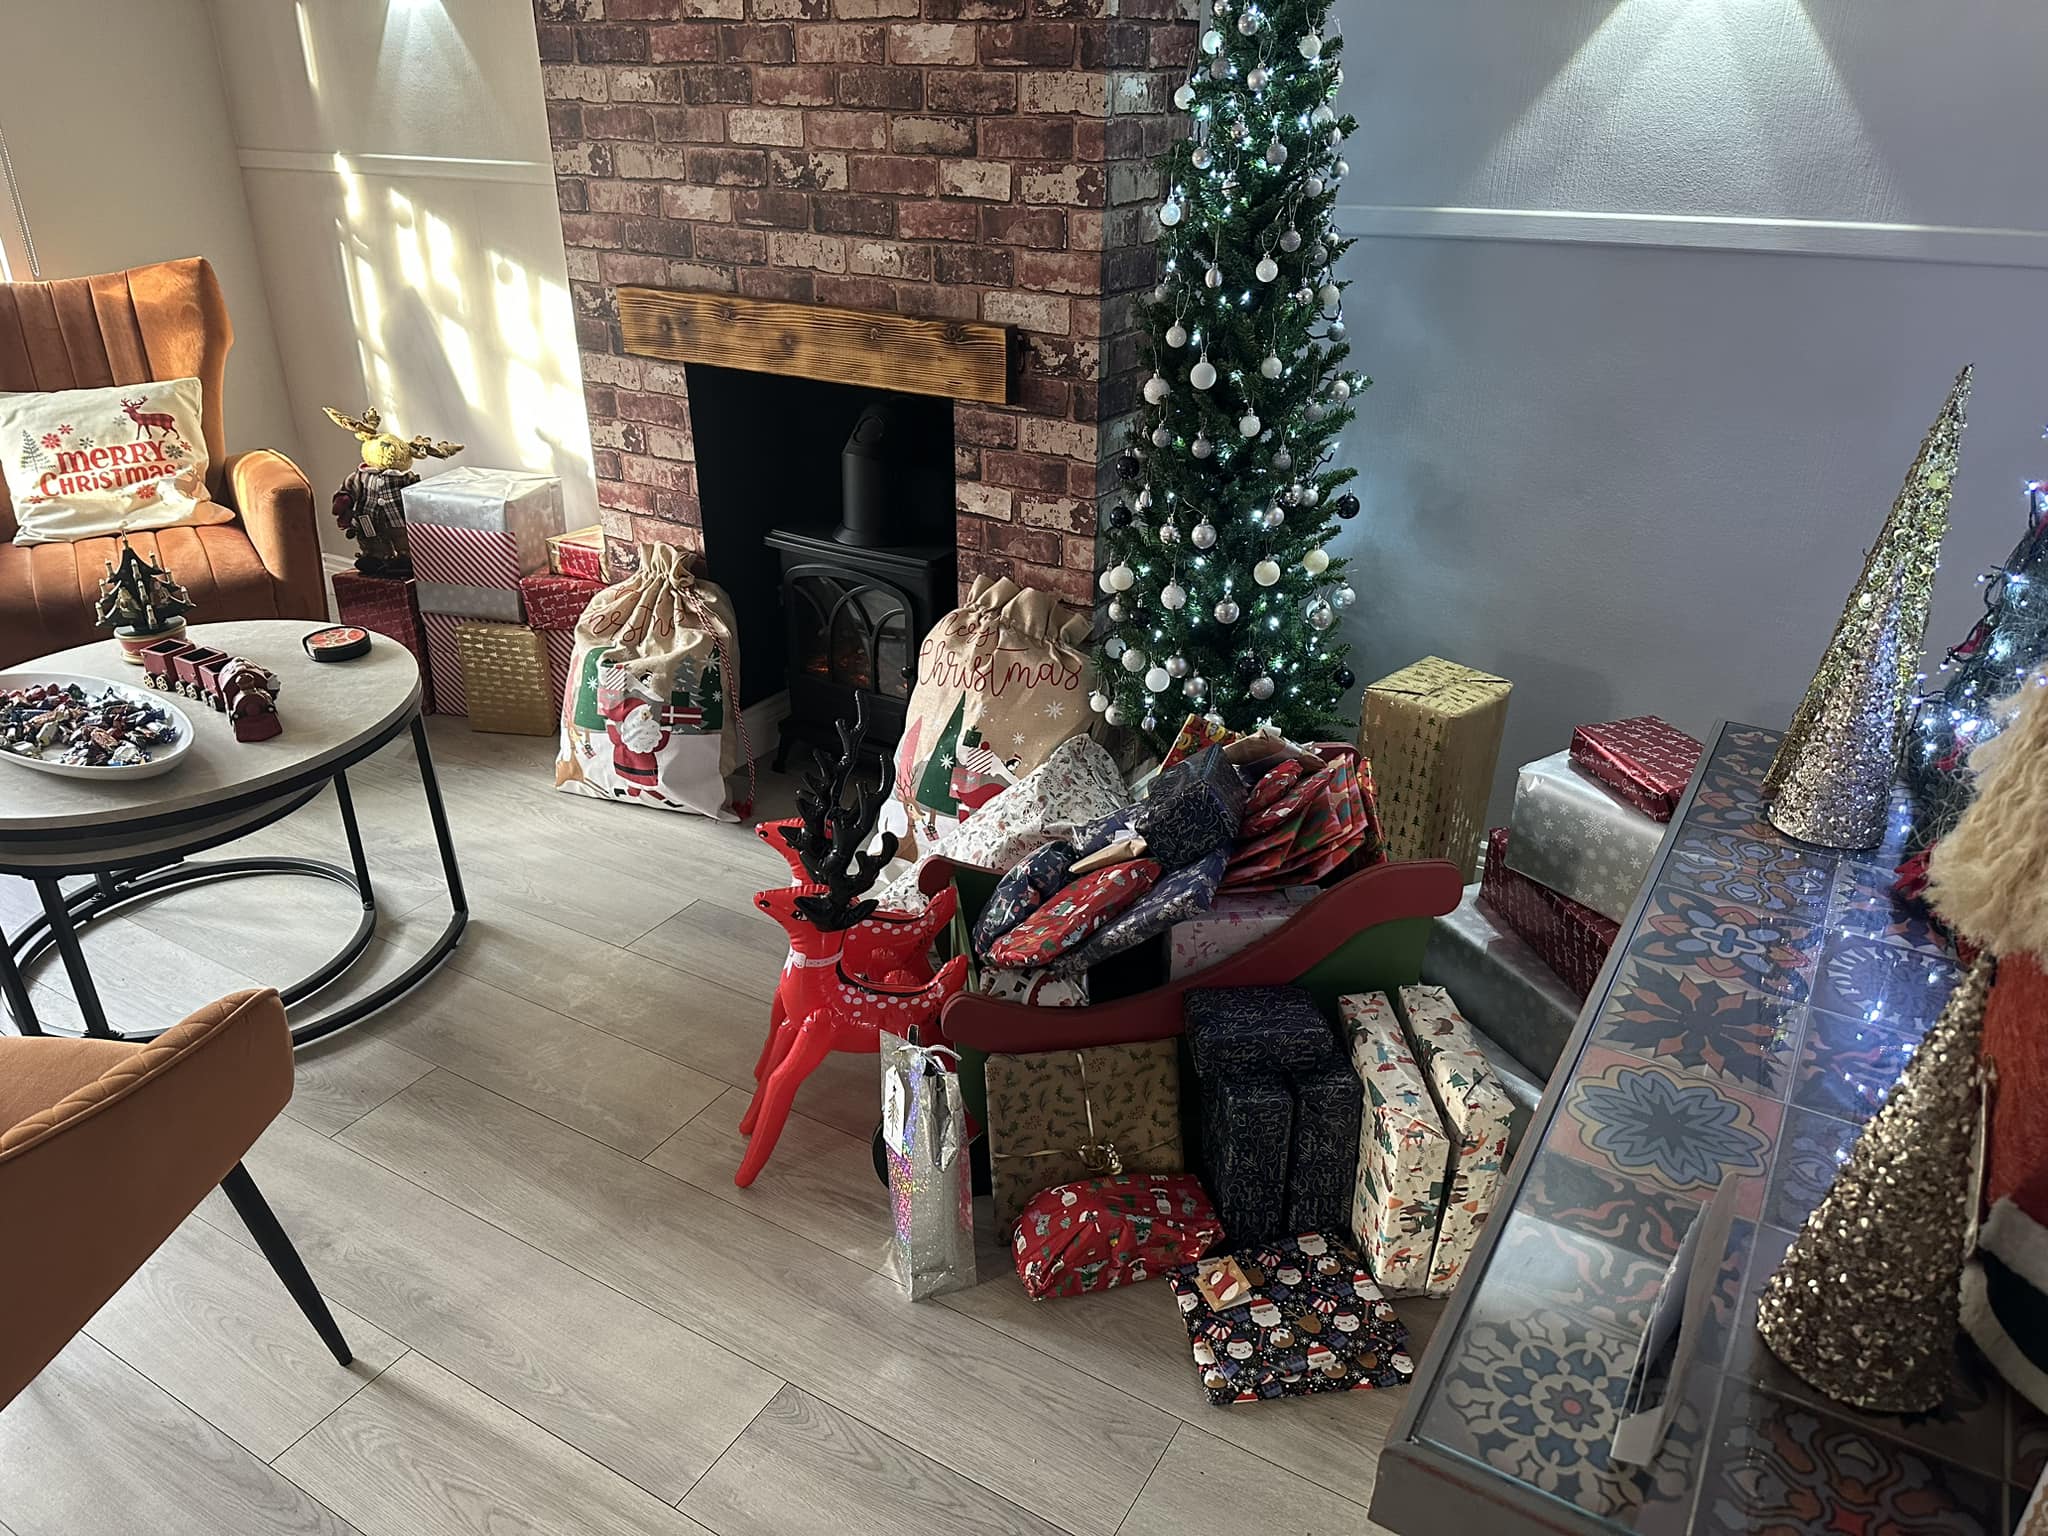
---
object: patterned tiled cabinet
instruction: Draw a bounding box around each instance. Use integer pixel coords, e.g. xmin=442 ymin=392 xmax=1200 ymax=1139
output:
xmin=1371 ymin=723 xmax=2030 ymax=1536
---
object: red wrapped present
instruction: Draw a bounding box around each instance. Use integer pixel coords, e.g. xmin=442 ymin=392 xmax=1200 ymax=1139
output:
xmin=1012 ymin=1174 xmax=1224 ymax=1300
xmin=1569 ymin=715 xmax=1703 ymax=823
xmin=1478 ymin=826 xmax=1619 ymax=999
xmin=422 ymin=612 xmax=468 ymax=716
xmin=548 ymin=525 xmax=606 ymax=582
xmin=1159 ymin=712 xmax=1244 ymax=774
xmin=519 ymin=572 xmax=605 ymax=632
xmin=331 ymin=570 xmax=432 ymax=709
xmin=984 ymin=860 xmax=1161 ymax=969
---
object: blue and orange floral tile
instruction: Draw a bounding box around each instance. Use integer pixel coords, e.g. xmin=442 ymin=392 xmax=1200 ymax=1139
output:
xmin=1520 ymin=1149 xmax=1696 ymax=1261
xmin=1630 ymin=885 xmax=1823 ymax=1001
xmin=1595 ymin=957 xmax=1806 ymax=1098
xmin=1665 ymin=832 xmax=1836 ymax=917
xmin=1760 ymin=1107 xmax=1859 ymax=1233
xmin=1790 ymin=1008 xmax=1918 ymax=1126
xmin=1552 ymin=1046 xmax=1779 ymax=1220
xmin=1809 ymin=934 xmax=1964 ymax=1028
xmin=1697 ymin=1376 xmax=2009 ymax=1536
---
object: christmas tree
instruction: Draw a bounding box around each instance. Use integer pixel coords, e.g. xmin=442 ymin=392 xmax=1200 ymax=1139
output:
xmin=1906 ymin=471 xmax=2048 ymax=850
xmin=1089 ymin=0 xmax=1362 ymax=740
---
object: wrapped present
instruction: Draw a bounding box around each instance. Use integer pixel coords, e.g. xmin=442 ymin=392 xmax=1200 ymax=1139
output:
xmin=519 ymin=572 xmax=605 ymax=633
xmin=1201 ymin=1073 xmax=1293 ymax=1241
xmin=1057 ymin=847 xmax=1226 ymax=975
xmin=402 ymin=466 xmax=564 ymax=576
xmin=1284 ymin=1059 xmax=1364 ymax=1234
xmin=410 ymin=522 xmax=525 ymax=621
xmin=332 ymin=569 xmax=433 ymax=711
xmin=972 ymin=840 xmax=1080 ymax=958
xmin=544 ymin=629 xmax=576 ymax=717
xmin=881 ymin=1034 xmax=975 ymax=1300
xmin=457 ymin=622 xmax=556 ymax=736
xmin=1422 ymin=883 xmax=1580 ymax=1079
xmin=975 ymin=966 xmax=1086 ymax=1008
xmin=1570 ymin=715 xmax=1703 ymax=823
xmin=1341 ymin=993 xmax=1450 ymax=1294
xmin=1012 ymin=1174 xmax=1223 ymax=1301
xmin=422 ymin=612 xmax=467 ymax=716
xmin=1169 ymin=888 xmax=1319 ymax=978
xmin=1359 ymin=656 xmax=1512 ymax=874
xmin=1133 ymin=744 xmax=1247 ymax=869
xmin=1167 ymin=1232 xmax=1413 ymax=1405
xmin=1479 ymin=826 xmax=1619 ymax=1000
xmin=548 ymin=523 xmax=606 ymax=581
xmin=1398 ymin=985 xmax=1514 ymax=1297
xmin=1244 ymin=758 xmax=1307 ymax=821
xmin=983 ymin=859 xmax=1160 ymax=970
xmin=1184 ymin=985 xmax=1341 ymax=1078
xmin=984 ymin=1040 xmax=1184 ymax=1235
xmin=1504 ymin=750 xmax=1664 ymax=922
xmin=1158 ymin=712 xmax=1245 ymax=774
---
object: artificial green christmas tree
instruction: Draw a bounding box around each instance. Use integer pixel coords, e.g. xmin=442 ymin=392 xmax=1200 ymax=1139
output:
xmin=1089 ymin=0 xmax=1362 ymax=740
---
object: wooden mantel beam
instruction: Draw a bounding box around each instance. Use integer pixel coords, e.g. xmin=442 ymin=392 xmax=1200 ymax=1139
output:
xmin=616 ymin=287 xmax=1013 ymax=405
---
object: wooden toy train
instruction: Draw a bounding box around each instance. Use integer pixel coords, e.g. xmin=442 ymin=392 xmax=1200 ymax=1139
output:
xmin=136 ymin=638 xmax=283 ymax=742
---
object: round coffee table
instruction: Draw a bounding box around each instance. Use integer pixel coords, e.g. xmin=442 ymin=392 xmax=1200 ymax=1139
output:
xmin=0 ymin=619 xmax=468 ymax=1045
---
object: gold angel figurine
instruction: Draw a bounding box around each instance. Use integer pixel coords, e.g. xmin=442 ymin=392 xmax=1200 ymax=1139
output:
xmin=322 ymin=405 xmax=464 ymax=576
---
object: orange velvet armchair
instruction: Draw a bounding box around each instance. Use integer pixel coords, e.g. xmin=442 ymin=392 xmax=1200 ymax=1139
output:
xmin=0 ymin=988 xmax=350 ymax=1411
xmin=0 ymin=258 xmax=327 ymax=669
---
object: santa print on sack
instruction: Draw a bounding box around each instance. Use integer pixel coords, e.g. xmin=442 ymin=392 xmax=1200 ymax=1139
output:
xmin=19 ymin=398 xmax=189 ymax=506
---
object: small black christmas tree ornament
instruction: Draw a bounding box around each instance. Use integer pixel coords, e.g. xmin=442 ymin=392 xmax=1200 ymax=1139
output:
xmin=95 ymin=538 xmax=195 ymax=659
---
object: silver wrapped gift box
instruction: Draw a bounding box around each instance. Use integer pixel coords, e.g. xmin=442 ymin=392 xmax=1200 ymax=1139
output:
xmin=1503 ymin=750 xmax=1664 ymax=922
xmin=1422 ymin=884 xmax=1580 ymax=1081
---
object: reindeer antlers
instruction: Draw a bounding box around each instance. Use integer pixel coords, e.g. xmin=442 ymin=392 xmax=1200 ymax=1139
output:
xmin=790 ymin=697 xmax=900 ymax=932
xmin=322 ymin=405 xmax=381 ymax=439
xmin=407 ymin=435 xmax=466 ymax=461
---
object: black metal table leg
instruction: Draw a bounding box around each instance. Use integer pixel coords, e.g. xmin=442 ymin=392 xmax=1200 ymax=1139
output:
xmin=332 ymin=771 xmax=374 ymax=903
xmin=0 ymin=922 xmax=38 ymax=1035
xmin=36 ymin=876 xmax=111 ymax=1038
xmin=411 ymin=716 xmax=468 ymax=917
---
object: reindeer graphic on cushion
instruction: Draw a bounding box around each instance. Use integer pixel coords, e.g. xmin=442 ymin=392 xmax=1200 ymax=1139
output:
xmin=120 ymin=396 xmax=184 ymax=446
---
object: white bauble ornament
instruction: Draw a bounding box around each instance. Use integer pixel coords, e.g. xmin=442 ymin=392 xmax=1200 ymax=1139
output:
xmin=1214 ymin=597 xmax=1240 ymax=624
xmin=1190 ymin=433 xmax=1212 ymax=459
xmin=1203 ymin=263 xmax=1222 ymax=289
xmin=1201 ymin=28 xmax=1222 ymax=53
xmin=1143 ymin=372 xmax=1169 ymax=405
xmin=1332 ymin=378 xmax=1351 ymax=401
xmin=1191 ymin=144 xmax=1212 ymax=170
xmin=1105 ymin=637 xmax=1125 ymax=659
xmin=1151 ymin=423 xmax=1172 ymax=448
xmin=1297 ymin=32 xmax=1322 ymax=59
xmin=1253 ymin=558 xmax=1282 ymax=586
xmin=1165 ymin=320 xmax=1188 ymax=348
xmin=1160 ymin=580 xmax=1187 ymax=610
xmin=1108 ymin=598 xmax=1126 ymax=622
xmin=1279 ymin=226 xmax=1302 ymax=253
xmin=1184 ymin=675 xmax=1207 ymax=699
xmin=1191 ymin=518 xmax=1217 ymax=549
xmin=1090 ymin=690 xmax=1110 ymax=712
xmin=1264 ymin=137 xmax=1287 ymax=167
xmin=1334 ymin=583 xmax=1356 ymax=608
xmin=1300 ymin=484 xmax=1319 ymax=506
xmin=1249 ymin=673 xmax=1275 ymax=700
xmin=1312 ymin=104 xmax=1335 ymax=127
xmin=1121 ymin=647 xmax=1147 ymax=673
xmin=1272 ymin=447 xmax=1292 ymax=471
xmin=1190 ymin=357 xmax=1217 ymax=390
xmin=1142 ymin=714 xmax=1158 ymax=732
xmin=1318 ymin=282 xmax=1341 ymax=313
xmin=1173 ymin=83 xmax=1196 ymax=110
xmin=1106 ymin=563 xmax=1136 ymax=592
xmin=1145 ymin=665 xmax=1171 ymax=692
xmin=1239 ymin=413 xmax=1261 ymax=438
xmin=1135 ymin=487 xmax=1152 ymax=512
xmin=1246 ymin=65 xmax=1268 ymax=91
xmin=1327 ymin=128 xmax=1342 ymax=149
xmin=1158 ymin=521 xmax=1180 ymax=544
xmin=1255 ymin=255 xmax=1279 ymax=283
xmin=1260 ymin=353 xmax=1283 ymax=379
xmin=1236 ymin=10 xmax=1257 ymax=33
xmin=1105 ymin=703 xmax=1125 ymax=725
xmin=1335 ymin=158 xmax=1349 ymax=178
xmin=1166 ymin=654 xmax=1189 ymax=678
xmin=1262 ymin=504 xmax=1285 ymax=529
xmin=1159 ymin=199 xmax=1183 ymax=227
xmin=1302 ymin=545 xmax=1330 ymax=575
xmin=1152 ymin=282 xmax=1172 ymax=303
xmin=1098 ymin=569 xmax=1117 ymax=594
xmin=1303 ymin=175 xmax=1324 ymax=197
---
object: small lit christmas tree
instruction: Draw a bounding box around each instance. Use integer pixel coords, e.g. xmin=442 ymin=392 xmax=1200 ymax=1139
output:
xmin=1088 ymin=0 xmax=1362 ymax=739
xmin=1906 ymin=468 xmax=2048 ymax=850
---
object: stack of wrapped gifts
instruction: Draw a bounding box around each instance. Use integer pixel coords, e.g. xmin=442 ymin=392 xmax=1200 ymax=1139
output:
xmin=403 ymin=467 xmax=565 ymax=732
xmin=518 ymin=546 xmax=605 ymax=714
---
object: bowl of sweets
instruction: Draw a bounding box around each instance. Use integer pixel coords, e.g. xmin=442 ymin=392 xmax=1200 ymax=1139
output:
xmin=0 ymin=674 xmax=193 ymax=780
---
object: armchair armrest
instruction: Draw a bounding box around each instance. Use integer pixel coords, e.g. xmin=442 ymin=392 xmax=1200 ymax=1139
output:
xmin=224 ymin=449 xmax=327 ymax=621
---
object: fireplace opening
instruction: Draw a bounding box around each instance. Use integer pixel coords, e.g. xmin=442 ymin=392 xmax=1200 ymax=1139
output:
xmin=684 ymin=363 xmax=956 ymax=763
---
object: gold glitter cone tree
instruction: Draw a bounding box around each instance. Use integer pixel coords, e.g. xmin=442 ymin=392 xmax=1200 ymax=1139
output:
xmin=1756 ymin=953 xmax=1993 ymax=1412
xmin=1764 ymin=366 xmax=1972 ymax=848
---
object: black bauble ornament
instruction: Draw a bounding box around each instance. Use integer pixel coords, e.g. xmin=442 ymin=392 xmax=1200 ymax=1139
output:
xmin=1234 ymin=655 xmax=1260 ymax=682
xmin=1334 ymin=492 xmax=1361 ymax=520
xmin=1336 ymin=666 xmax=1356 ymax=688
xmin=1106 ymin=503 xmax=1132 ymax=529
xmin=1115 ymin=452 xmax=1142 ymax=483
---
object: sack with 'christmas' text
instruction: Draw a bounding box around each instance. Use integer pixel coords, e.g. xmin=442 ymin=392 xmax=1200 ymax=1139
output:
xmin=889 ymin=576 xmax=1096 ymax=857
xmin=554 ymin=543 xmax=752 ymax=821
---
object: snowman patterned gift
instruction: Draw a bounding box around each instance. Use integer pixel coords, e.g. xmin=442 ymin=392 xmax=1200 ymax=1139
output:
xmin=1340 ymin=992 xmax=1452 ymax=1295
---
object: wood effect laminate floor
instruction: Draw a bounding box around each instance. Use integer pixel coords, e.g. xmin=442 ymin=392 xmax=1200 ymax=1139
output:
xmin=0 ymin=724 xmax=1440 ymax=1536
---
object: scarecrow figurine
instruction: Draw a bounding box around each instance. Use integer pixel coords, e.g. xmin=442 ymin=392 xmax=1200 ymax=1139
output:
xmin=94 ymin=538 xmax=195 ymax=638
xmin=322 ymin=405 xmax=464 ymax=576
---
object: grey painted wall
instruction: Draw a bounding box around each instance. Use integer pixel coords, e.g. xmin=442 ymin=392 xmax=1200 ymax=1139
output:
xmin=1325 ymin=0 xmax=2048 ymax=823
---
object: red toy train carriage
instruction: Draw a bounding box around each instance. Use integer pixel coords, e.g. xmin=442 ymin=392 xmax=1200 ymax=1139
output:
xmin=137 ymin=638 xmax=282 ymax=742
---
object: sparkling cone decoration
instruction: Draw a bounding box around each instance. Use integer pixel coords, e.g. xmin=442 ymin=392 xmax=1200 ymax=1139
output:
xmin=1755 ymin=951 xmax=1993 ymax=1412
xmin=1764 ymin=366 xmax=1972 ymax=848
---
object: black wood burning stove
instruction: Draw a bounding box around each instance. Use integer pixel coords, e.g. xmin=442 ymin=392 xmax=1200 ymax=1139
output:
xmin=765 ymin=397 xmax=954 ymax=769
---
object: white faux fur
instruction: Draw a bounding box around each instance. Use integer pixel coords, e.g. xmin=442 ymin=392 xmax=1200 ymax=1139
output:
xmin=1928 ymin=667 xmax=2048 ymax=959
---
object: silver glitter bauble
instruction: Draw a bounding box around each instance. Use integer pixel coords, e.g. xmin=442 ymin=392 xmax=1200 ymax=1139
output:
xmin=1239 ymin=413 xmax=1261 ymax=439
xmin=1236 ymin=11 xmax=1258 ymax=33
xmin=1166 ymin=321 xmax=1188 ymax=348
xmin=1190 ymin=433 xmax=1213 ymax=459
xmin=1143 ymin=372 xmax=1169 ymax=405
xmin=1120 ymin=646 xmax=1147 ymax=673
xmin=1160 ymin=580 xmax=1187 ymax=610
xmin=1249 ymin=673 xmax=1275 ymax=699
xmin=1151 ymin=423 xmax=1172 ymax=448
xmin=1264 ymin=137 xmax=1287 ymax=167
xmin=1184 ymin=675 xmax=1207 ymax=699
xmin=1312 ymin=104 xmax=1335 ymax=127
xmin=1279 ymin=226 xmax=1302 ymax=253
xmin=1089 ymin=690 xmax=1110 ymax=712
xmin=1214 ymin=598 xmax=1240 ymax=625
xmin=1303 ymin=175 xmax=1324 ymax=197
xmin=1208 ymin=56 xmax=1228 ymax=79
xmin=1157 ymin=521 xmax=1180 ymax=545
xmin=1231 ymin=118 xmax=1250 ymax=142
xmin=1255 ymin=255 xmax=1279 ymax=283
xmin=1166 ymin=654 xmax=1189 ymax=677
xmin=1304 ymin=402 xmax=1327 ymax=424
xmin=1330 ymin=321 xmax=1346 ymax=340
xmin=1246 ymin=65 xmax=1268 ymax=91
xmin=1191 ymin=519 xmax=1217 ymax=549
xmin=1273 ymin=447 xmax=1292 ymax=471
xmin=1297 ymin=32 xmax=1321 ymax=58
xmin=1310 ymin=241 xmax=1328 ymax=264
xmin=1107 ymin=598 xmax=1126 ymax=622
xmin=1260 ymin=353 xmax=1283 ymax=379
xmin=1318 ymin=282 xmax=1342 ymax=312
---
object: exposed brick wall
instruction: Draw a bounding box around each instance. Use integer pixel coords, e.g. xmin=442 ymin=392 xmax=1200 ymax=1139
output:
xmin=534 ymin=0 xmax=1193 ymax=605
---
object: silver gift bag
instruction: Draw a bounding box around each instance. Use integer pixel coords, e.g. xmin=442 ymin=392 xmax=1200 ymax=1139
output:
xmin=882 ymin=1034 xmax=976 ymax=1300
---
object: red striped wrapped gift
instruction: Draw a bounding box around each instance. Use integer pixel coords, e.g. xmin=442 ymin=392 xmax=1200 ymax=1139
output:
xmin=412 ymin=523 xmax=523 ymax=620
xmin=422 ymin=612 xmax=468 ymax=716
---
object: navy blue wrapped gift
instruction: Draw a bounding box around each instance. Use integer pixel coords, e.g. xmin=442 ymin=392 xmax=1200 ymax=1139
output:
xmin=972 ymin=840 xmax=1079 ymax=959
xmin=1055 ymin=848 xmax=1227 ymax=977
xmin=1133 ymin=744 xmax=1246 ymax=870
xmin=1203 ymin=1074 xmax=1293 ymax=1242
xmin=1283 ymin=1060 xmax=1364 ymax=1233
xmin=1184 ymin=985 xmax=1341 ymax=1078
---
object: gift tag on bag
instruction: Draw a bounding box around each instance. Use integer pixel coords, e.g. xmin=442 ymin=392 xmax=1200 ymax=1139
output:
xmin=883 ymin=1068 xmax=910 ymax=1155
